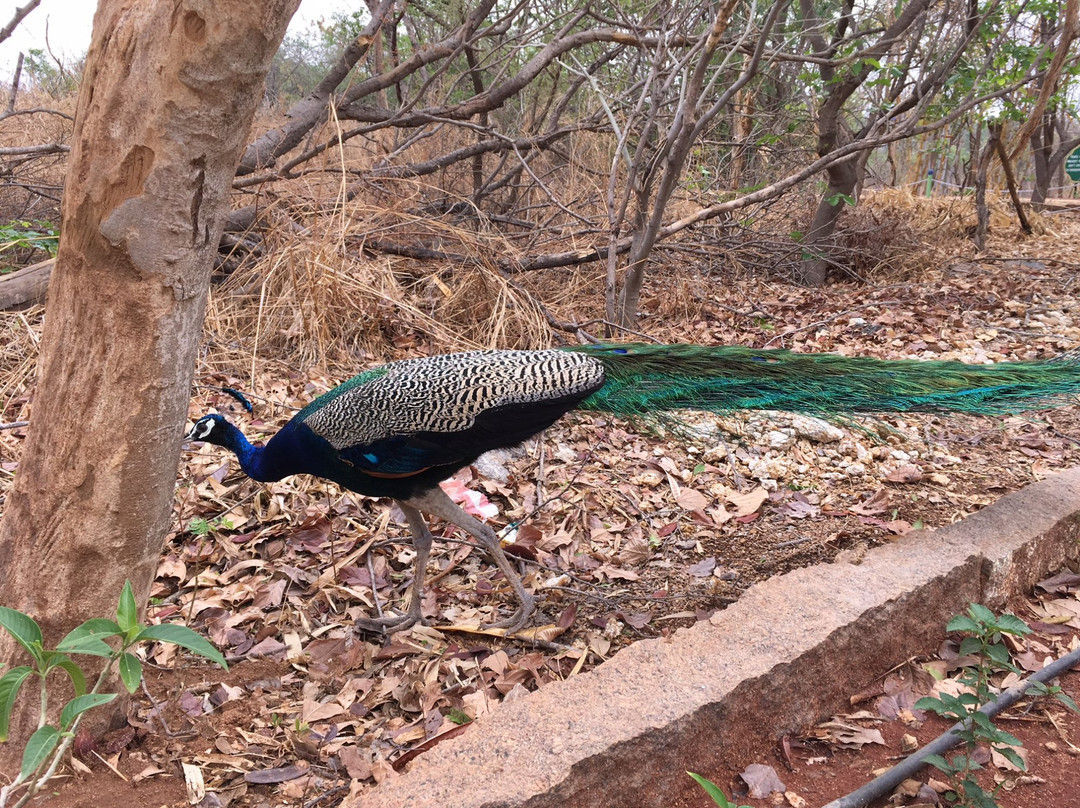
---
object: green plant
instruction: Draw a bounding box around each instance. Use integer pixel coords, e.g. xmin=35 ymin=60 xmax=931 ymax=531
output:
xmin=0 ymin=582 xmax=227 ymax=808
xmin=687 ymin=772 xmax=752 ymax=808
xmin=187 ymin=515 xmax=235 ymax=536
xmin=915 ymin=604 xmax=1076 ymax=808
xmin=0 ymin=221 xmax=60 ymax=259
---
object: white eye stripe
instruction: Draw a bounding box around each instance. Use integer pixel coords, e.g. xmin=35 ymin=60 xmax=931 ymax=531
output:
xmin=190 ymin=419 xmax=215 ymax=440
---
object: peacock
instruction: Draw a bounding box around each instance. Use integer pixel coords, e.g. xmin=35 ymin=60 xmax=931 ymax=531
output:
xmin=186 ymin=343 xmax=1080 ymax=633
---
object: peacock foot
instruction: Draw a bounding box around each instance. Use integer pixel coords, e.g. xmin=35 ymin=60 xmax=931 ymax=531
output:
xmin=483 ymin=592 xmax=536 ymax=635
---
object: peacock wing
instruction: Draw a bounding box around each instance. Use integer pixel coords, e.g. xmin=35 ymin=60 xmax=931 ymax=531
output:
xmin=302 ymin=349 xmax=607 ymax=478
xmin=334 ymin=391 xmax=600 ymax=477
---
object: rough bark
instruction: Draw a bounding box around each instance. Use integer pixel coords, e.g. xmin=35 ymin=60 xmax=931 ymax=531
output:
xmin=0 ymin=0 xmax=299 ymax=776
xmin=1030 ymin=112 xmax=1054 ymax=207
xmin=797 ymin=154 xmax=858 ymax=286
xmin=973 ymin=124 xmax=1000 ymax=252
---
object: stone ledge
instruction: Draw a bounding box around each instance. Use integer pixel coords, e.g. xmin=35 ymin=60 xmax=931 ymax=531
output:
xmin=349 ymin=467 xmax=1080 ymax=808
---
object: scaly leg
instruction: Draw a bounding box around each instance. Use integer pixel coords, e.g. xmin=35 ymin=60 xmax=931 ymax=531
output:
xmin=354 ymin=502 xmax=433 ymax=634
xmin=404 ymin=486 xmax=536 ymax=633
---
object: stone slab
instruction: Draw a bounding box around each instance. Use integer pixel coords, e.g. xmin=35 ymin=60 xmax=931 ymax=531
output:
xmin=349 ymin=467 xmax=1080 ymax=808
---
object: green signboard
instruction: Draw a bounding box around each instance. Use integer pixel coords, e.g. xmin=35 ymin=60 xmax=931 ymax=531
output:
xmin=1068 ymin=147 xmax=1080 ymax=182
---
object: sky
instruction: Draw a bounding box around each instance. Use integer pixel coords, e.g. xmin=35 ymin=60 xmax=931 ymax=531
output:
xmin=0 ymin=0 xmax=354 ymax=80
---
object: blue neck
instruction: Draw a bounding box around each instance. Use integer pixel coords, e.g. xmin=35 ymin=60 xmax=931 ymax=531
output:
xmin=216 ymin=421 xmax=284 ymax=482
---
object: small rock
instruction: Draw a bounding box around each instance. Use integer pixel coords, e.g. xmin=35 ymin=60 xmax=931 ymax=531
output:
xmin=789 ymin=413 xmax=844 ymax=443
xmin=785 ymin=791 xmax=807 ymax=808
xmin=901 ymin=733 xmax=919 ymax=753
xmin=768 ymin=430 xmax=794 ymax=449
xmin=845 ymin=462 xmax=867 ymax=476
xmin=1044 ymin=741 xmax=1058 ymax=752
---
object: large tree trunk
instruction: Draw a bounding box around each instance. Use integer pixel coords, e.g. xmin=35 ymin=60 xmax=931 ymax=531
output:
xmin=0 ymin=0 xmax=299 ymax=775
xmin=973 ymin=123 xmax=1001 ymax=252
xmin=796 ymin=155 xmax=858 ymax=286
xmin=1029 ymin=113 xmax=1053 ymax=207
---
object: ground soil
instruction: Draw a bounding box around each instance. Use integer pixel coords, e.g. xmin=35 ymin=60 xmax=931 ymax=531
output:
xmin=5 ymin=210 xmax=1080 ymax=808
xmin=706 ymin=633 xmax=1080 ymax=808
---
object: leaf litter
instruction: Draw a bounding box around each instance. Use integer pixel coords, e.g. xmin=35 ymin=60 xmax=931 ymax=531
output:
xmin=4 ymin=218 xmax=1080 ymax=805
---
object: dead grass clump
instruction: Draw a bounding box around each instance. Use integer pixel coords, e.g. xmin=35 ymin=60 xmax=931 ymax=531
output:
xmin=835 ymin=191 xmax=931 ymax=280
xmin=201 ymin=191 xmax=552 ymax=380
xmin=831 ymin=188 xmax=1043 ymax=282
xmin=0 ymin=306 xmax=42 ymax=420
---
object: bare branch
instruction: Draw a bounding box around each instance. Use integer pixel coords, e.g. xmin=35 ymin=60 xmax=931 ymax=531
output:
xmin=0 ymin=0 xmax=42 ymax=46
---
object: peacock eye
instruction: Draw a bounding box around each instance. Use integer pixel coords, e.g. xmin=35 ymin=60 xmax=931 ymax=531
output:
xmin=195 ymin=419 xmax=214 ymax=439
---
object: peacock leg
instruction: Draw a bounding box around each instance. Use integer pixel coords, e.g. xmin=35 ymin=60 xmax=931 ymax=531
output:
xmin=404 ymin=487 xmax=536 ymax=633
xmin=354 ymin=502 xmax=433 ymax=634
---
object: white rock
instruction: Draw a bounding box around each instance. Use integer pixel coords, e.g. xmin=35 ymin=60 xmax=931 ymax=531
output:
xmin=768 ymin=430 xmax=794 ymax=449
xmin=789 ymin=413 xmax=844 ymax=443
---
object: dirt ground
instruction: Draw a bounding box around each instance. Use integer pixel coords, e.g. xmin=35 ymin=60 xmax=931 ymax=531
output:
xmin=5 ymin=210 xmax=1080 ymax=807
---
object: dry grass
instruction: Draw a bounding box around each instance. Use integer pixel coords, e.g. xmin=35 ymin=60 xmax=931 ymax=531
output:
xmin=202 ymin=191 xmax=554 ymax=383
xmin=0 ymin=89 xmax=75 ymax=225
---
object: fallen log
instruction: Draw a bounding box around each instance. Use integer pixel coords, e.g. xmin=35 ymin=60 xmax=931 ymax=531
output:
xmin=0 ymin=258 xmax=52 ymax=309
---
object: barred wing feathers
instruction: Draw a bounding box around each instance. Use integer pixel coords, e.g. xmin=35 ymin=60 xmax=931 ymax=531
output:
xmin=297 ymin=350 xmax=606 ymax=477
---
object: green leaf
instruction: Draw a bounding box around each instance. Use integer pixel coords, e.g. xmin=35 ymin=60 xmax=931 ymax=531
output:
xmin=688 ymin=772 xmax=737 ymax=807
xmin=988 ymin=727 xmax=1022 ymax=747
xmin=915 ymin=696 xmax=955 ymax=717
xmin=59 ymin=693 xmax=117 ymax=731
xmin=995 ymin=745 xmax=1027 ymax=771
xmin=968 ymin=603 xmax=995 ymax=625
xmin=20 ymin=725 xmax=60 ymax=780
xmin=49 ymin=657 xmax=87 ymax=697
xmin=118 ymin=652 xmax=143 ymax=694
xmin=946 ymin=615 xmax=981 ymax=634
xmin=445 ymin=708 xmax=471 ymax=725
xmin=58 ymin=619 xmax=123 ymax=656
xmin=958 ymin=636 xmax=984 ymax=656
xmin=921 ymin=753 xmax=955 ymax=775
xmin=989 ymin=639 xmax=1010 ymax=665
xmin=54 ymin=635 xmax=114 ymax=658
xmin=0 ymin=666 xmax=35 ymax=742
xmin=1053 ymin=690 xmax=1078 ymax=712
xmin=994 ymin=614 xmax=1030 ymax=636
xmin=0 ymin=607 xmax=44 ymax=666
xmin=115 ymin=581 xmax=139 ymax=636
xmin=960 ymin=778 xmax=998 ymax=808
xmin=135 ymin=624 xmax=228 ymax=670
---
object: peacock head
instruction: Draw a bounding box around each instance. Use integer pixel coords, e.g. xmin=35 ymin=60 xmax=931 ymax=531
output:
xmin=186 ymin=413 xmax=236 ymax=447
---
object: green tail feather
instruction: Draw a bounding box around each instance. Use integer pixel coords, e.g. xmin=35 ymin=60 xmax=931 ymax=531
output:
xmin=563 ymin=343 xmax=1080 ymax=418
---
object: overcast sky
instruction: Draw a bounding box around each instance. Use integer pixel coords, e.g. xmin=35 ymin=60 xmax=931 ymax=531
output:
xmin=0 ymin=0 xmax=354 ymax=79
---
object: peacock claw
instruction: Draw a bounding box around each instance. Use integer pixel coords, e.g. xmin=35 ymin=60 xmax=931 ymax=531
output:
xmin=483 ymin=593 xmax=536 ymax=635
